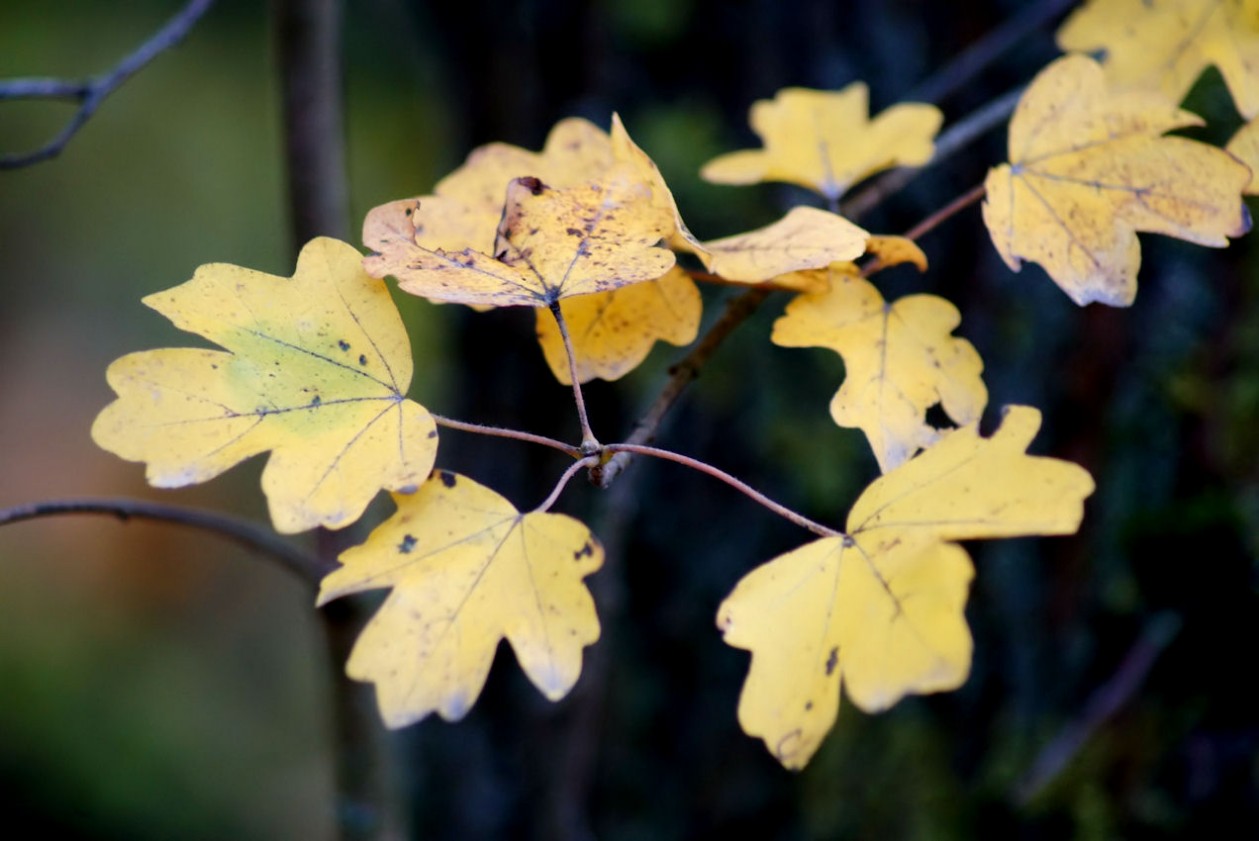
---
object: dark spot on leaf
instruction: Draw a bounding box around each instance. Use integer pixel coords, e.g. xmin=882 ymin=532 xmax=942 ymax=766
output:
xmin=338 ymin=340 xmax=350 ymax=351
xmin=427 ymin=429 xmax=438 ymax=439
xmin=310 ymin=395 xmax=322 ymax=407
xmin=805 ymin=701 xmax=813 ymax=711
xmin=825 ymin=646 xmax=839 ymax=676
xmin=573 ymin=542 xmax=594 ymax=560
xmin=518 ymin=175 xmax=545 ymax=195
xmin=359 ymin=354 xmax=368 ymax=366
xmin=398 ymin=534 xmax=417 ymax=553
xmin=439 ymin=470 xmax=457 ymax=488
xmin=566 ymin=227 xmax=583 ymax=237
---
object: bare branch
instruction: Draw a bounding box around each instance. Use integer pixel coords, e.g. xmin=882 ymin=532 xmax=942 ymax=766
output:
xmin=433 ymin=413 xmax=583 ymax=458
xmin=0 ymin=497 xmax=330 ymax=584
xmin=591 ymin=287 xmax=771 ymax=488
xmin=0 ymin=0 xmax=216 ymax=170
xmin=603 ymin=443 xmax=839 ymax=538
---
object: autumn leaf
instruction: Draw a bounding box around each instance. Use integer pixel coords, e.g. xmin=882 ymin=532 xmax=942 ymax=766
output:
xmin=92 ymin=238 xmax=438 ymax=534
xmin=367 ymin=169 xmax=676 ymax=308
xmin=700 ymin=84 xmax=942 ymax=201
xmin=1058 ymin=0 xmax=1259 ymax=119
xmin=317 ymin=471 xmax=603 ymax=727
xmin=700 ymin=207 xmax=868 ymax=283
xmin=982 ymin=55 xmax=1252 ymax=307
xmin=771 ymin=258 xmax=986 ymax=472
xmin=769 ymin=234 xmax=928 ymax=294
xmin=717 ymin=406 xmax=1094 ymax=769
xmin=363 ymin=118 xmax=615 ymax=257
xmin=1228 ymin=116 xmax=1259 ymax=195
xmin=535 ymin=266 xmax=701 ymax=384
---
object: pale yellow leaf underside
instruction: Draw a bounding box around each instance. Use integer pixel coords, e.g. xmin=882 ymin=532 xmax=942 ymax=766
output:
xmin=718 ymin=406 xmax=1094 ymax=769
xmin=983 ymin=55 xmax=1251 ymax=307
xmin=701 ymin=207 xmax=869 ymax=283
xmin=772 ymin=268 xmax=986 ymax=472
xmin=701 ymin=84 xmax=942 ymax=201
xmin=536 ymin=266 xmax=701 ymax=384
xmin=1058 ymin=0 xmax=1259 ymax=119
xmin=318 ymin=471 xmax=603 ymax=727
xmin=91 ymin=238 xmax=437 ymax=534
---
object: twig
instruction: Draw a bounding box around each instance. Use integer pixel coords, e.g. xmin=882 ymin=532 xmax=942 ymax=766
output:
xmin=1013 ymin=613 xmax=1182 ymax=805
xmin=0 ymin=0 xmax=216 ymax=170
xmin=432 ymin=413 xmax=582 ymax=458
xmin=905 ymin=0 xmax=1075 ymax=104
xmin=534 ymin=456 xmax=599 ymax=513
xmin=0 ymin=497 xmax=329 ymax=583
xmin=591 ymin=287 xmax=772 ymax=488
xmin=549 ymin=301 xmax=600 ymax=453
xmin=604 ymin=444 xmax=839 ymax=538
xmin=901 ymin=182 xmax=987 ymax=243
xmin=840 ymin=86 xmax=1023 ymax=220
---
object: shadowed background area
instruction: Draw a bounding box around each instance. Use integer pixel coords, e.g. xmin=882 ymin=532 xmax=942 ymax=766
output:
xmin=1 ymin=0 xmax=1257 ymax=839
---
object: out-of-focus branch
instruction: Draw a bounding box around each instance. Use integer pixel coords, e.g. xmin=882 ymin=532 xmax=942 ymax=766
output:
xmin=0 ymin=497 xmax=329 ymax=583
xmin=0 ymin=0 xmax=216 ymax=170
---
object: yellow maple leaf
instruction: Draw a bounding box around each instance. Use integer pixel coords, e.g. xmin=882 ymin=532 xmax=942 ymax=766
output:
xmin=91 ymin=238 xmax=438 ymax=534
xmin=982 ymin=55 xmax=1252 ymax=307
xmin=366 ymin=170 xmax=676 ymax=308
xmin=700 ymin=207 xmax=868 ymax=283
xmin=770 ymin=234 xmax=928 ymax=294
xmin=700 ymin=84 xmax=942 ymax=202
xmin=772 ymin=262 xmax=986 ymax=472
xmin=317 ymin=471 xmax=603 ymax=727
xmin=1058 ymin=0 xmax=1259 ymax=119
xmin=1227 ymin=116 xmax=1259 ymax=195
xmin=535 ymin=266 xmax=701 ymax=384
xmin=363 ymin=118 xmax=615 ymax=257
xmin=717 ymin=406 xmax=1094 ymax=769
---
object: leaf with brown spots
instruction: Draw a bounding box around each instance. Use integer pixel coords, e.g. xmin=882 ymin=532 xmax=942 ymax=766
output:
xmin=367 ymin=169 xmax=676 ymax=308
xmin=700 ymin=84 xmax=942 ymax=202
xmin=91 ymin=238 xmax=438 ymax=534
xmin=717 ymin=406 xmax=1094 ymax=769
xmin=317 ymin=471 xmax=603 ymax=727
xmin=982 ymin=55 xmax=1252 ymax=307
xmin=535 ymin=266 xmax=701 ymax=384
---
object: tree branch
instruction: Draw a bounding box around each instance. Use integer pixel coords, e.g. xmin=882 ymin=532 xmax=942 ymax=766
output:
xmin=0 ymin=0 xmax=216 ymax=170
xmin=591 ymin=286 xmax=771 ymax=488
xmin=432 ymin=413 xmax=583 ymax=458
xmin=0 ymin=497 xmax=329 ymax=583
xmin=604 ymin=444 xmax=839 ymax=538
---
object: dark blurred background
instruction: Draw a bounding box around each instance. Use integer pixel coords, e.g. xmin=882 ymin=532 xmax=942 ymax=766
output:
xmin=2 ymin=1 xmax=1257 ymax=838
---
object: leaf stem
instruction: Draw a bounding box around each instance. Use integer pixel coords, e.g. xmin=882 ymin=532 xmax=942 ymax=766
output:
xmin=534 ymin=456 xmax=600 ymax=513
xmin=0 ymin=0 xmax=216 ymax=169
xmin=603 ymin=443 xmax=839 ymax=538
xmin=0 ymin=497 xmax=331 ymax=583
xmin=548 ymin=301 xmax=600 ymax=453
xmin=432 ymin=413 xmax=583 ymax=458
xmin=592 ymin=287 xmax=772 ymax=488
xmin=901 ymin=182 xmax=987 ymax=244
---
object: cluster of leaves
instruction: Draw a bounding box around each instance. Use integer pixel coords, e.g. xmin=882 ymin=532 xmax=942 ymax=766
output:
xmin=92 ymin=0 xmax=1256 ymax=770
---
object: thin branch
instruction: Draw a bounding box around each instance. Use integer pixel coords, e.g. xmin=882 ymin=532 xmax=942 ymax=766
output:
xmin=549 ymin=301 xmax=600 ymax=452
xmin=0 ymin=497 xmax=330 ymax=583
xmin=840 ymin=86 xmax=1023 ymax=221
xmin=534 ymin=456 xmax=599 ymax=513
xmin=604 ymin=444 xmax=839 ymax=538
xmin=901 ymin=181 xmax=987 ymax=243
xmin=1014 ymin=613 xmax=1182 ymax=805
xmin=591 ymin=287 xmax=772 ymax=488
xmin=0 ymin=0 xmax=216 ymax=170
xmin=432 ymin=413 xmax=582 ymax=458
xmin=906 ymin=0 xmax=1075 ymax=104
